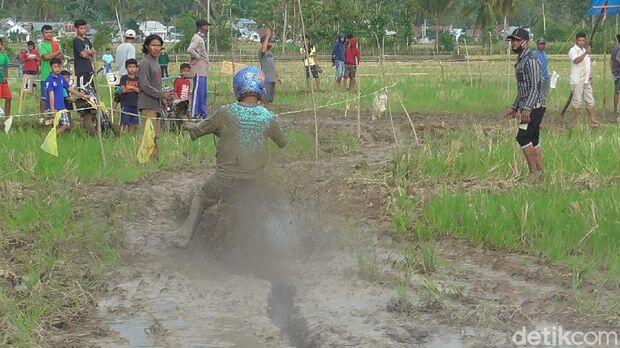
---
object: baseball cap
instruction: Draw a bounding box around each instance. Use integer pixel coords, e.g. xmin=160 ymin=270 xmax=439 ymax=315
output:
xmin=124 ymin=29 xmax=136 ymax=38
xmin=537 ymin=38 xmax=547 ymax=44
xmin=507 ymin=28 xmax=530 ymax=41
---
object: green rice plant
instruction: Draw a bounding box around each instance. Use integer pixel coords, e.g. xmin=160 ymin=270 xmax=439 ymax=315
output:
xmin=395 ymin=125 xmax=618 ymax=183
xmin=422 ymin=185 xmax=620 ymax=285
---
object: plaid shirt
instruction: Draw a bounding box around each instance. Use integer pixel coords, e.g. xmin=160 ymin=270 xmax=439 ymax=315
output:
xmin=512 ymin=48 xmax=543 ymax=111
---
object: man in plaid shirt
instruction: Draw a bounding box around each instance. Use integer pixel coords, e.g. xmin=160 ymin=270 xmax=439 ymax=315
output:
xmin=505 ymin=28 xmax=546 ymax=184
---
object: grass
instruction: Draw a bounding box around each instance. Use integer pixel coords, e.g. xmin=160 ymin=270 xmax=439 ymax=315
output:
xmin=0 ymin=128 xmax=220 ymax=346
xmin=389 ymin=124 xmax=620 ymax=286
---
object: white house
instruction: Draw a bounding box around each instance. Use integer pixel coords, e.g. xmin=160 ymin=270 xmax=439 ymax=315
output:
xmin=139 ymin=21 xmax=168 ymax=37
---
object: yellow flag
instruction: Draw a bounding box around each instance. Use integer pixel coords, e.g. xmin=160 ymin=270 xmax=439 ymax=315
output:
xmin=40 ymin=111 xmax=63 ymax=157
xmin=137 ymin=118 xmax=155 ymax=164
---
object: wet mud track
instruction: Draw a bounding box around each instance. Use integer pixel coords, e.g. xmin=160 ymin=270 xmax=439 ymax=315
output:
xmin=91 ymin=112 xmax=618 ymax=347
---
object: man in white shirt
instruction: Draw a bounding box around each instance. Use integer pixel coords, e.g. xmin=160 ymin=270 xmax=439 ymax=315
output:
xmin=568 ymin=32 xmax=599 ymax=126
xmin=116 ymin=29 xmax=136 ymax=76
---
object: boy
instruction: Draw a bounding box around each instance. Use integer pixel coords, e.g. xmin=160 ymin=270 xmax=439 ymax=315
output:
xmin=44 ymin=58 xmax=88 ymax=134
xmin=173 ymin=63 xmax=193 ymax=120
xmin=60 ymin=70 xmax=75 ymax=112
xmin=102 ymin=49 xmax=114 ymax=74
xmin=0 ymin=38 xmax=11 ymax=117
xmin=344 ymin=35 xmax=361 ymax=92
xmin=259 ymin=28 xmax=283 ymax=105
xmin=158 ymin=47 xmax=170 ymax=78
xmin=73 ymin=19 xmax=96 ymax=87
xmin=120 ymin=58 xmax=140 ymax=134
xmin=39 ymin=25 xmax=63 ymax=113
xmin=174 ymin=67 xmax=287 ymax=248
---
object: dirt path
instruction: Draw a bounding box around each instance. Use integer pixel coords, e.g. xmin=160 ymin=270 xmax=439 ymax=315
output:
xmin=89 ymin=112 xmax=617 ymax=347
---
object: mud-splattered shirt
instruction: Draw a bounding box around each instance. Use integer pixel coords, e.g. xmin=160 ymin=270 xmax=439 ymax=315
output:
xmin=187 ymin=103 xmax=287 ymax=178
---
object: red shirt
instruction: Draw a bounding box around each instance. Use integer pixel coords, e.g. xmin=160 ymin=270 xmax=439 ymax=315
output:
xmin=22 ymin=49 xmax=41 ymax=73
xmin=174 ymin=77 xmax=191 ymax=101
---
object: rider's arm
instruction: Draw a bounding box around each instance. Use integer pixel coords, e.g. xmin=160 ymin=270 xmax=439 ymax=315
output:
xmin=186 ymin=110 xmax=223 ymax=140
xmin=268 ymin=119 xmax=287 ymax=148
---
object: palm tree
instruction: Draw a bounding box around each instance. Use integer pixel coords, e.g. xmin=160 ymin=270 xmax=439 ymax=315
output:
xmin=412 ymin=0 xmax=455 ymax=53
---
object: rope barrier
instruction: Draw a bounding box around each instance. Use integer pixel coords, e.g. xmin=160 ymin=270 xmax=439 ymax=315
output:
xmin=2 ymin=83 xmax=399 ymax=122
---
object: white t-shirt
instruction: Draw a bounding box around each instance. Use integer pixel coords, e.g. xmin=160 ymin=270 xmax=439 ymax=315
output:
xmin=569 ymin=45 xmax=591 ymax=85
xmin=115 ymin=42 xmax=136 ymax=76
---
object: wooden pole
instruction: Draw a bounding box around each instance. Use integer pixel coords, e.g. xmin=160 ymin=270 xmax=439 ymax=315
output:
xmin=282 ymin=2 xmax=288 ymax=56
xmin=381 ymin=36 xmax=400 ymax=147
xmin=356 ymin=41 xmax=362 ymax=140
xmin=96 ymin=108 xmax=106 ymax=166
xmin=542 ymin=1 xmax=546 ymax=34
xmin=464 ymin=39 xmax=474 ymax=87
xmin=297 ymin=0 xmax=320 ymax=161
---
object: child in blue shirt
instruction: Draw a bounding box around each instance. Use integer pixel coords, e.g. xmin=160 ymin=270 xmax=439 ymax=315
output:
xmin=44 ymin=58 xmax=87 ymax=134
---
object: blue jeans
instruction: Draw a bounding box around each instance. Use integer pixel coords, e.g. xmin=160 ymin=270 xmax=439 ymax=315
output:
xmin=103 ymin=64 xmax=112 ymax=74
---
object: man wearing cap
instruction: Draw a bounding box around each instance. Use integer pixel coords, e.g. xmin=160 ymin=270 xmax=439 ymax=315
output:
xmin=535 ymin=38 xmax=550 ymax=105
xmin=187 ymin=19 xmax=210 ymax=119
xmin=505 ymin=28 xmax=546 ymax=184
xmin=116 ymin=29 xmax=136 ymax=76
xmin=569 ymin=33 xmax=599 ymax=126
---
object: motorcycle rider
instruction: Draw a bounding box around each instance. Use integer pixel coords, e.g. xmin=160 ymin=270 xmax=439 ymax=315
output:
xmin=174 ymin=66 xmax=287 ymax=248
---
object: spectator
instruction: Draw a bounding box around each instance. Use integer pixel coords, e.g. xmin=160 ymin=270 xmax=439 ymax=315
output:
xmin=187 ymin=19 xmax=210 ymax=119
xmin=344 ymin=35 xmax=361 ymax=92
xmin=102 ymin=49 xmax=114 ymax=74
xmin=173 ymin=63 xmax=193 ymax=119
xmin=139 ymin=34 xmax=169 ymax=161
xmin=43 ymin=58 xmax=88 ymax=134
xmin=332 ymin=33 xmax=346 ymax=89
xmin=300 ymin=36 xmax=320 ymax=92
xmin=120 ymin=58 xmax=140 ymax=134
xmin=59 ymin=70 xmax=75 ymax=112
xmin=535 ymin=38 xmax=550 ymax=106
xmin=0 ymin=38 xmax=11 ymax=117
xmin=16 ymin=51 xmax=24 ymax=78
xmin=22 ymin=41 xmax=41 ymax=77
xmin=39 ymin=25 xmax=64 ymax=113
xmin=116 ymin=29 xmax=136 ymax=76
xmin=73 ymin=19 xmax=96 ymax=87
xmin=569 ymin=32 xmax=599 ymax=126
xmin=259 ymin=28 xmax=283 ymax=105
xmin=158 ymin=47 xmax=170 ymax=78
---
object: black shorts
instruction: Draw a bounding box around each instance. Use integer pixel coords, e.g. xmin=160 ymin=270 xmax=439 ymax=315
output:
xmin=516 ymin=107 xmax=545 ymax=148
xmin=615 ymin=77 xmax=620 ymax=93
xmin=305 ymin=65 xmax=319 ymax=79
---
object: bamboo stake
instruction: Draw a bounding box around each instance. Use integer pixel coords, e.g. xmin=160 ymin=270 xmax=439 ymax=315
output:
xmin=356 ymin=41 xmax=362 ymax=140
xmin=297 ymin=0 xmax=320 ymax=161
xmin=464 ymin=39 xmax=474 ymax=87
xmin=380 ymin=36 xmax=399 ymax=147
xmin=96 ymin=107 xmax=106 ymax=166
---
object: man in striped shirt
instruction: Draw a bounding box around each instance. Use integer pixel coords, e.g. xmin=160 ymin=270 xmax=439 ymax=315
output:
xmin=505 ymin=28 xmax=546 ymax=184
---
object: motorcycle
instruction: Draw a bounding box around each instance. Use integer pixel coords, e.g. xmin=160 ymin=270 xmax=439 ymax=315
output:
xmin=73 ymin=73 xmax=118 ymax=136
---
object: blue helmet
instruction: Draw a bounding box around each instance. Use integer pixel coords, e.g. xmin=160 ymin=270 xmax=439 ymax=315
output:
xmin=233 ymin=66 xmax=265 ymax=101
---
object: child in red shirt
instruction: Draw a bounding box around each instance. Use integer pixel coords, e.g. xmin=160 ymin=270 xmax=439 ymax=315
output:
xmin=22 ymin=41 xmax=41 ymax=76
xmin=173 ymin=63 xmax=192 ymax=119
